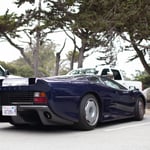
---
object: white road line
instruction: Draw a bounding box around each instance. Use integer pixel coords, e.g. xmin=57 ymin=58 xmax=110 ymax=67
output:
xmin=104 ymin=122 xmax=150 ymax=132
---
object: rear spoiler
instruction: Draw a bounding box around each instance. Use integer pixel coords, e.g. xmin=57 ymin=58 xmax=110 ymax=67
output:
xmin=0 ymin=78 xmax=36 ymax=87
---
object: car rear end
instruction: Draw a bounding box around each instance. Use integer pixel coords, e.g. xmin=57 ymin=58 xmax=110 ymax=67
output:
xmin=0 ymin=78 xmax=73 ymax=126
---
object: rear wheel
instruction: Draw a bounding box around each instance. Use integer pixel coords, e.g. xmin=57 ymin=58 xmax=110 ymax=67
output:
xmin=134 ymin=97 xmax=145 ymax=121
xmin=77 ymin=94 xmax=99 ymax=130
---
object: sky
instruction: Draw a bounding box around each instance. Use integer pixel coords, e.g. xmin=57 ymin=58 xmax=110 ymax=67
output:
xmin=0 ymin=0 xmax=73 ymax=62
xmin=0 ymin=0 xmax=22 ymax=62
xmin=0 ymin=0 xmax=147 ymax=78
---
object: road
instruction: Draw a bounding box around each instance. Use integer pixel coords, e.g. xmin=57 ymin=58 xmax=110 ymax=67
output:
xmin=0 ymin=111 xmax=150 ymax=150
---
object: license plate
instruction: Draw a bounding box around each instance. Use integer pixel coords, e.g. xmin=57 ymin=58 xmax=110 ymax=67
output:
xmin=2 ymin=106 xmax=17 ymax=116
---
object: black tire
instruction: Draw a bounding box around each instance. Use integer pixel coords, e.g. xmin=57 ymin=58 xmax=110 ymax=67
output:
xmin=134 ymin=97 xmax=145 ymax=121
xmin=77 ymin=94 xmax=99 ymax=130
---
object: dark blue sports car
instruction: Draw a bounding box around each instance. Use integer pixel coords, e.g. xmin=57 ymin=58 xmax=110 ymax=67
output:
xmin=0 ymin=75 xmax=146 ymax=130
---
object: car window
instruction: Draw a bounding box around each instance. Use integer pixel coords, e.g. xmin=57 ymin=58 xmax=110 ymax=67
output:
xmin=88 ymin=76 xmax=102 ymax=84
xmin=101 ymin=77 xmax=127 ymax=90
xmin=67 ymin=68 xmax=98 ymax=75
xmin=69 ymin=70 xmax=80 ymax=75
xmin=0 ymin=68 xmax=4 ymax=76
xmin=111 ymin=69 xmax=122 ymax=80
xmin=101 ymin=69 xmax=110 ymax=76
xmin=85 ymin=69 xmax=97 ymax=75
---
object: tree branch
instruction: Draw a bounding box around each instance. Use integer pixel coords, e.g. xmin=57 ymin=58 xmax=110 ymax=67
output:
xmin=2 ymin=32 xmax=33 ymax=68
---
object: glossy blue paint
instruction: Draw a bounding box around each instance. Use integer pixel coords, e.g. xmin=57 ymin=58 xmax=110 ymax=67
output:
xmin=39 ymin=76 xmax=145 ymax=122
xmin=0 ymin=75 xmax=146 ymax=126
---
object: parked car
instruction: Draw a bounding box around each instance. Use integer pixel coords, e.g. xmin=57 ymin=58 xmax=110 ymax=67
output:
xmin=0 ymin=65 xmax=9 ymax=79
xmin=67 ymin=66 xmax=143 ymax=91
xmin=142 ymin=87 xmax=150 ymax=102
xmin=0 ymin=65 xmax=21 ymax=79
xmin=67 ymin=68 xmax=98 ymax=76
xmin=0 ymin=75 xmax=146 ymax=130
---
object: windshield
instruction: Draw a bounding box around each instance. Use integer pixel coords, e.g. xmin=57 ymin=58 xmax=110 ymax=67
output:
xmin=0 ymin=67 xmax=5 ymax=76
xmin=67 ymin=68 xmax=98 ymax=75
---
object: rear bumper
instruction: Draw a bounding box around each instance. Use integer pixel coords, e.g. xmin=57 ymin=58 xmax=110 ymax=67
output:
xmin=0 ymin=105 xmax=74 ymax=126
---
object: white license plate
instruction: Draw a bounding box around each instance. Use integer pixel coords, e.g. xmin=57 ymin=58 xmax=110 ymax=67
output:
xmin=2 ymin=106 xmax=17 ymax=116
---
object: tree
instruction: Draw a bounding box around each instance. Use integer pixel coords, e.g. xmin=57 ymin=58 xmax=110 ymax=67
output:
xmin=134 ymin=70 xmax=150 ymax=89
xmin=54 ymin=39 xmax=66 ymax=76
xmin=96 ymin=40 xmax=117 ymax=66
xmin=74 ymin=0 xmax=150 ymax=73
xmin=0 ymin=0 xmax=61 ymax=77
xmin=65 ymin=1 xmax=107 ymax=68
xmin=44 ymin=0 xmax=110 ymax=68
xmin=10 ymin=42 xmax=56 ymax=77
xmin=97 ymin=0 xmax=150 ymax=74
xmin=66 ymin=50 xmax=79 ymax=70
xmin=117 ymin=0 xmax=150 ymax=74
xmin=1 ymin=0 xmax=150 ymax=74
xmin=63 ymin=30 xmax=78 ymax=70
xmin=0 ymin=0 xmax=120 ymax=72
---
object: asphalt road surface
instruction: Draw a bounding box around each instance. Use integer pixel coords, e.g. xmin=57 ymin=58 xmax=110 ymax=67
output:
xmin=0 ymin=110 xmax=150 ymax=150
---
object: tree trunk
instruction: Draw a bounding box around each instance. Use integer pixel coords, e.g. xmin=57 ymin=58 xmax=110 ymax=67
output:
xmin=70 ymin=49 xmax=76 ymax=70
xmin=130 ymin=35 xmax=150 ymax=75
xmin=132 ymin=43 xmax=150 ymax=74
xmin=54 ymin=39 xmax=66 ymax=75
xmin=33 ymin=39 xmax=39 ymax=77
xmin=55 ymin=52 xmax=60 ymax=76
xmin=33 ymin=0 xmax=41 ymax=77
xmin=78 ymin=48 xmax=84 ymax=68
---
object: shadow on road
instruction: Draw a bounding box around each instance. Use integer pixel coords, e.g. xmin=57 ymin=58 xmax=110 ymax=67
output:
xmin=0 ymin=124 xmax=78 ymax=134
xmin=0 ymin=112 xmax=149 ymax=133
xmin=98 ymin=113 xmax=150 ymax=129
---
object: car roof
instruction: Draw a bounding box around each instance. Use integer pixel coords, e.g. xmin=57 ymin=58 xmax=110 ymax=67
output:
xmin=67 ymin=68 xmax=98 ymax=75
xmin=44 ymin=75 xmax=91 ymax=82
xmin=43 ymin=75 xmax=128 ymax=90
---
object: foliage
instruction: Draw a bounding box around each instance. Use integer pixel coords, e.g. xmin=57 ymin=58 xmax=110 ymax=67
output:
xmin=66 ymin=1 xmax=109 ymax=67
xmin=15 ymin=0 xmax=35 ymax=6
xmin=13 ymin=64 xmax=34 ymax=77
xmin=134 ymin=69 xmax=150 ymax=89
xmin=0 ymin=42 xmax=57 ymax=77
xmin=0 ymin=0 xmax=61 ymax=76
xmin=10 ymin=42 xmax=56 ymax=77
xmin=135 ymin=74 xmax=150 ymax=89
xmin=0 ymin=11 xmax=18 ymax=36
xmin=66 ymin=50 xmax=79 ymax=62
xmin=102 ymin=0 xmax=150 ymax=74
xmin=0 ymin=0 xmax=150 ymax=75
xmin=38 ymin=43 xmax=56 ymax=76
xmin=0 ymin=61 xmax=17 ymax=75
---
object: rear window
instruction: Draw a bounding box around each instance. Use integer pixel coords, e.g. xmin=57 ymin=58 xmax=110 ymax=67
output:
xmin=111 ymin=69 xmax=122 ymax=80
xmin=101 ymin=69 xmax=110 ymax=76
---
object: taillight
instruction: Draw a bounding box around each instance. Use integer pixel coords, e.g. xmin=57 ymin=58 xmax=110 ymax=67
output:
xmin=34 ymin=92 xmax=48 ymax=104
